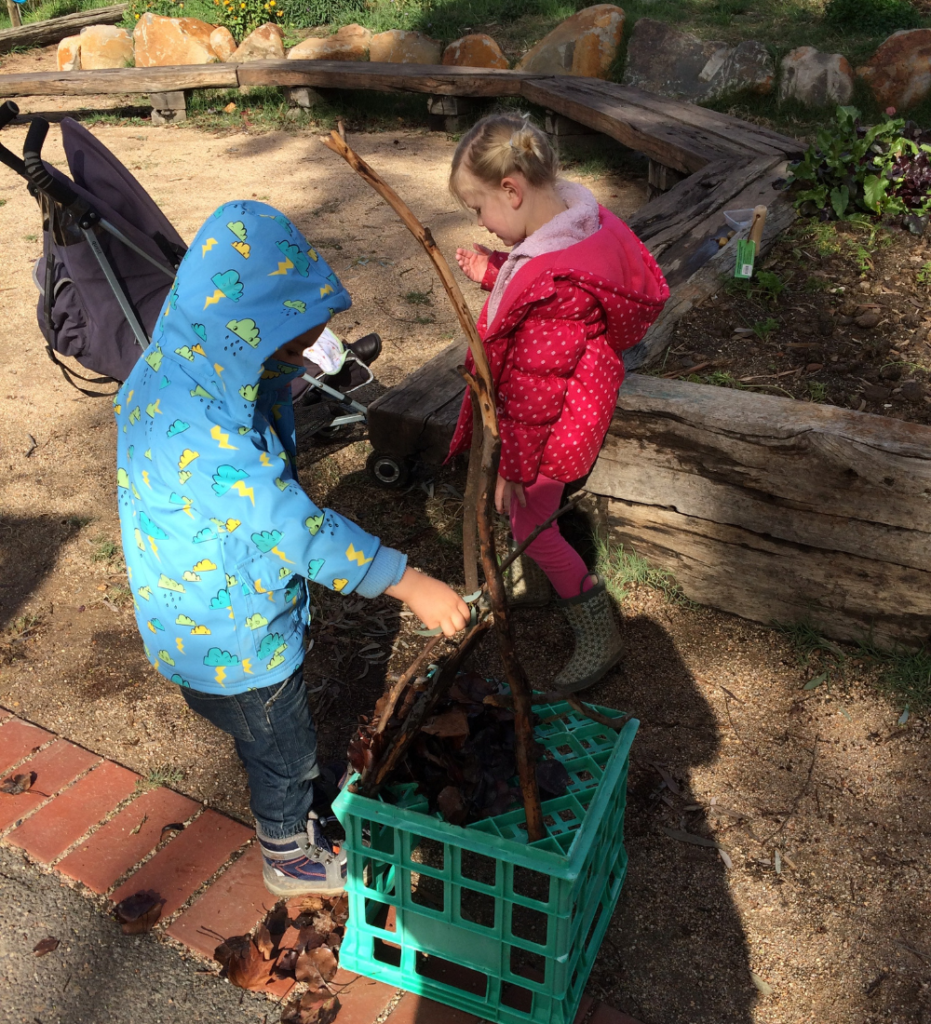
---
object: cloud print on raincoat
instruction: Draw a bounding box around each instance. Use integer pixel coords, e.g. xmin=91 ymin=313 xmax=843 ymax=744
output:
xmin=114 ymin=201 xmax=404 ymax=694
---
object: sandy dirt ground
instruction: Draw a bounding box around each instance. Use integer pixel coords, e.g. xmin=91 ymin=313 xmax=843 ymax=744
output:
xmin=0 ymin=72 xmax=929 ymax=1024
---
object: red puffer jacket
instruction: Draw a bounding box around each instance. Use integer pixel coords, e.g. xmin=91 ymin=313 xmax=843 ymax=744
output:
xmin=447 ymin=206 xmax=668 ymax=484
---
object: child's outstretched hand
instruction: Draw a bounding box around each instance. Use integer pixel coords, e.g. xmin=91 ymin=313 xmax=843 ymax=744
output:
xmin=455 ymin=243 xmax=492 ymax=284
xmin=384 ymin=568 xmax=470 ymax=638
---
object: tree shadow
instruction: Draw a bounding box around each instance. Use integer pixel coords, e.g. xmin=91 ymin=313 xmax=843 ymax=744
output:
xmin=590 ymin=614 xmax=756 ymax=1024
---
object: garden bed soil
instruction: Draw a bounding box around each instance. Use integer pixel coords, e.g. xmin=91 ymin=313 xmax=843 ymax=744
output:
xmin=0 ymin=89 xmax=928 ymax=1024
xmin=661 ymin=217 xmax=931 ymax=422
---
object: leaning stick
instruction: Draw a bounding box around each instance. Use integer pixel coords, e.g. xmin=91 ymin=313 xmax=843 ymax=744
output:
xmin=323 ymin=132 xmax=545 ymax=841
xmin=320 ymin=130 xmax=487 ymax=591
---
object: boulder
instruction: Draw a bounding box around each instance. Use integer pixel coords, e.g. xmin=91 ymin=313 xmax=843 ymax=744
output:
xmin=287 ymin=34 xmax=367 ymax=61
xmin=369 ymin=29 xmax=441 ymax=65
xmin=443 ymin=33 xmax=508 ymax=69
xmin=229 ymin=22 xmax=285 ymax=62
xmin=334 ymin=23 xmax=372 ymax=47
xmin=780 ymin=46 xmax=854 ymax=107
xmin=77 ymin=24 xmax=133 ymax=70
xmin=57 ymin=34 xmax=82 ymax=72
xmin=857 ymin=29 xmax=931 ymax=110
xmin=516 ymin=4 xmax=624 ymax=78
xmin=133 ymin=14 xmax=217 ymax=67
xmin=209 ymin=25 xmax=236 ymax=62
xmin=623 ymin=18 xmax=773 ymax=101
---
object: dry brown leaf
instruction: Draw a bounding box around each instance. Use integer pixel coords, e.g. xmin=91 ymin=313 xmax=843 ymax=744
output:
xmin=33 ymin=936 xmax=59 ymax=956
xmin=223 ymin=102 xmax=237 ymax=114
xmin=421 ymin=709 xmax=470 ymax=739
xmin=311 ymin=910 xmax=335 ymax=936
xmin=265 ymin=901 xmax=290 ymax=941
xmin=293 ymin=895 xmax=325 ymax=918
xmin=298 ymin=926 xmax=326 ymax=952
xmin=215 ymin=934 xmax=251 ymax=970
xmin=254 ymin=922 xmax=275 ymax=960
xmin=227 ymin=938 xmax=275 ymax=990
xmin=330 ymin=895 xmax=349 ymax=926
xmin=325 ymin=931 xmax=342 ymax=950
xmin=114 ymin=890 xmax=165 ymax=934
xmin=1 ymin=771 xmax=36 ymax=795
xmin=275 ymin=947 xmax=300 ymax=976
xmin=437 ymin=785 xmax=467 ymax=826
xmin=281 ymin=993 xmax=341 ymax=1024
xmin=295 ymin=945 xmax=338 ymax=989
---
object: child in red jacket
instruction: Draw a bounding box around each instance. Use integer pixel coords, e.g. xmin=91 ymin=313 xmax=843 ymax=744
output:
xmin=448 ymin=114 xmax=669 ymax=693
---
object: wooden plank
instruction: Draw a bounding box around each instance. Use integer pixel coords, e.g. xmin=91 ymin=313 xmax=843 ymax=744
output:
xmin=592 ymin=373 xmax=931 ymax=538
xmin=521 ymin=76 xmax=747 ymax=173
xmin=588 ymin=372 xmax=931 ymax=643
xmin=625 ymin=166 xmax=795 ymax=369
xmin=0 ymin=64 xmax=238 ymax=97
xmin=606 ymin=499 xmax=931 ymax=647
xmin=237 ymin=60 xmax=529 ymax=97
xmin=367 ymin=338 xmax=468 ymax=464
xmin=0 ymin=4 xmax=127 ymax=53
xmin=612 ymin=82 xmax=804 ymax=161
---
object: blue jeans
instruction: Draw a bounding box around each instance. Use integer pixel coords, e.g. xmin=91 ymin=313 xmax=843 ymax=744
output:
xmin=180 ymin=666 xmax=319 ymax=840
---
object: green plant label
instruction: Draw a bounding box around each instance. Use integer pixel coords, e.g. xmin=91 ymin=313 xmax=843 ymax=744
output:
xmin=734 ymin=239 xmax=756 ymax=279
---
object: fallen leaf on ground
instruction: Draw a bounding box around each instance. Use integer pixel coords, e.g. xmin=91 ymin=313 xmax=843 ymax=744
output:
xmin=662 ymin=827 xmax=727 ymax=851
xmin=33 ymin=936 xmax=59 ymax=956
xmin=421 ymin=709 xmax=469 ymax=739
xmin=254 ymin=922 xmax=275 ymax=960
xmin=224 ymin=102 xmax=237 ymax=113
xmin=227 ymin=937 xmax=275 ymax=990
xmin=437 ymin=785 xmax=468 ymax=826
xmin=536 ymin=758 xmax=570 ymax=799
xmin=295 ymin=945 xmax=338 ymax=989
xmin=750 ymin=971 xmax=774 ymax=996
xmin=1 ymin=771 xmax=36 ymax=795
xmin=281 ymin=994 xmax=340 ymax=1024
xmin=214 ymin=934 xmax=251 ymax=971
xmin=114 ymin=890 xmax=165 ymax=934
xmin=265 ymin=901 xmax=290 ymax=941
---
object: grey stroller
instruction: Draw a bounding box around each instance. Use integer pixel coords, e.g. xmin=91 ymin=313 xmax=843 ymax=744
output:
xmin=0 ymin=100 xmax=381 ymax=417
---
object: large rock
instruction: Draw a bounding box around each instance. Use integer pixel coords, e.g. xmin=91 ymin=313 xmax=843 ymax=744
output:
xmin=516 ymin=4 xmax=624 ymax=79
xmin=443 ymin=33 xmax=508 ymax=69
xmin=57 ymin=34 xmax=82 ymax=71
xmin=229 ymin=22 xmax=285 ymax=62
xmin=623 ymin=18 xmax=773 ymax=101
xmin=857 ymin=29 xmax=931 ymax=110
xmin=77 ymin=24 xmax=133 ymax=70
xmin=287 ymin=27 xmax=368 ymax=62
xmin=780 ymin=46 xmax=854 ymax=107
xmin=210 ymin=25 xmax=236 ymax=62
xmin=369 ymin=29 xmax=441 ymax=64
xmin=133 ymin=14 xmax=217 ymax=67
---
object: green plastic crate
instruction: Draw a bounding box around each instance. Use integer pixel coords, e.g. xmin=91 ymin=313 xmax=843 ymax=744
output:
xmin=332 ymin=702 xmax=638 ymax=1024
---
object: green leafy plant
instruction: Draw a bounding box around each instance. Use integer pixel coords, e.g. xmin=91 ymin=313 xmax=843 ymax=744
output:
xmin=786 ymin=106 xmax=931 ymax=224
xmin=755 ymin=270 xmax=786 ymax=305
xmin=404 ymin=290 xmax=432 ymax=306
xmin=752 ymin=316 xmax=779 ymax=341
xmin=212 ymin=0 xmax=284 ymax=41
xmin=596 ymin=539 xmax=687 ymax=604
xmin=917 ymin=261 xmax=931 ymax=287
xmin=806 ymin=380 xmax=828 ymax=403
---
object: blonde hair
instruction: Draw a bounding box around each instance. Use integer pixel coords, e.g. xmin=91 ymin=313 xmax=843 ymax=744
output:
xmin=449 ymin=113 xmax=559 ymax=204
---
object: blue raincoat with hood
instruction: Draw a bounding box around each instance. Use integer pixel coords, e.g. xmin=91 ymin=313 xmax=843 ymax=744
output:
xmin=114 ymin=201 xmax=405 ymax=695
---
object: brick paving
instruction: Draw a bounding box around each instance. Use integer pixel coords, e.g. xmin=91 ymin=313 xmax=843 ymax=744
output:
xmin=0 ymin=711 xmax=644 ymax=1024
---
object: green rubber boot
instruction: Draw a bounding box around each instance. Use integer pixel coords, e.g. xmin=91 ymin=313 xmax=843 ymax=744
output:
xmin=551 ymin=576 xmax=623 ymax=694
xmin=504 ymin=543 xmax=552 ymax=609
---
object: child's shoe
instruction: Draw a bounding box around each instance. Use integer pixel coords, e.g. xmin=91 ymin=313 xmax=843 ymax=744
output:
xmin=551 ymin=576 xmax=623 ymax=694
xmin=504 ymin=543 xmax=551 ymax=609
xmin=258 ymin=812 xmax=347 ymax=897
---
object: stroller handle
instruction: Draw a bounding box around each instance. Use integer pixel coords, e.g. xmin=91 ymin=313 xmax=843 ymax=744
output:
xmin=0 ymin=101 xmax=19 ymax=131
xmin=23 ymin=117 xmax=79 ymax=207
xmin=0 ymin=100 xmax=27 ymax=179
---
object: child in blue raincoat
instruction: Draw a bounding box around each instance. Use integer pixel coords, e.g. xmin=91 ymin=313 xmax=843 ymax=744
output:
xmin=114 ymin=201 xmax=468 ymax=896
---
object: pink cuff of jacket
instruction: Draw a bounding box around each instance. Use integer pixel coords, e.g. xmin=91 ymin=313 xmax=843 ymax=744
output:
xmin=480 ymin=251 xmax=509 ymax=292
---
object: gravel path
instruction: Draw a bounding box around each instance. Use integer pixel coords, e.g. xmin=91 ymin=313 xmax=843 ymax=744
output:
xmin=0 ymin=844 xmax=269 ymax=1024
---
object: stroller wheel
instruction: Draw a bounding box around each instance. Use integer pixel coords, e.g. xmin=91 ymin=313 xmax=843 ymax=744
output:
xmin=316 ymin=423 xmax=349 ymax=441
xmin=366 ymin=451 xmax=410 ymax=489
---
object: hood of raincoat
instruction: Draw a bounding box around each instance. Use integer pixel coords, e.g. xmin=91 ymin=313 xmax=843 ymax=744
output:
xmin=114 ymin=202 xmax=393 ymax=695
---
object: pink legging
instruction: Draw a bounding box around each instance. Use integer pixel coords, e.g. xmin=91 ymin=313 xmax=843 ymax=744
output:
xmin=510 ymin=474 xmax=592 ymax=599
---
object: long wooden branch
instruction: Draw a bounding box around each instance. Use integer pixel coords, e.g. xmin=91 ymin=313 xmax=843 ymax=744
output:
xmin=463 ymin=369 xmax=546 ymax=842
xmin=321 ymin=130 xmax=488 ymax=592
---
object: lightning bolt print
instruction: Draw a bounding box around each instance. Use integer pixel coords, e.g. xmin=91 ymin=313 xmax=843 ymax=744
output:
xmin=149 ymin=537 xmax=160 ymax=561
xmin=231 ymin=480 xmax=255 ymax=505
xmin=346 ymin=544 xmax=373 ymax=567
xmin=204 ymin=289 xmax=225 ymax=309
xmin=142 ymin=470 xmax=151 ymax=488
xmin=259 ymin=453 xmax=272 ymax=467
xmin=269 ymin=257 xmax=294 ymax=277
xmin=201 ymin=238 xmax=218 ymax=257
xmin=241 ymin=658 xmax=253 ymax=675
xmin=215 ymin=666 xmax=227 ymax=686
xmin=270 ymin=546 xmax=294 ymax=565
xmin=176 ymin=637 xmax=185 ymax=655
xmin=210 ymin=424 xmax=239 ymax=451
